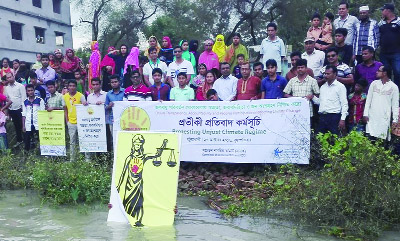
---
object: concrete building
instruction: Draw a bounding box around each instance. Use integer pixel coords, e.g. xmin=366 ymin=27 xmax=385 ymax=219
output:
xmin=0 ymin=0 xmax=73 ymax=63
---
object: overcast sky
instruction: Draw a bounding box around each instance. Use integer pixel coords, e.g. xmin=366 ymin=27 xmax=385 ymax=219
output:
xmin=70 ymin=6 xmax=90 ymax=49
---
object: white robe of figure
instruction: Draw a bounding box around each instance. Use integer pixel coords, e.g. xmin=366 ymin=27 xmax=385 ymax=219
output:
xmin=364 ymin=79 xmax=399 ymax=140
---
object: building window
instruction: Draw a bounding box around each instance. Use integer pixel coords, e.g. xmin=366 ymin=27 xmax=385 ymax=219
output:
xmin=32 ymin=0 xmax=41 ymax=8
xmin=35 ymin=27 xmax=45 ymax=44
xmin=10 ymin=22 xmax=23 ymax=40
xmin=53 ymin=0 xmax=61 ymax=14
xmin=55 ymin=32 xmax=64 ymax=46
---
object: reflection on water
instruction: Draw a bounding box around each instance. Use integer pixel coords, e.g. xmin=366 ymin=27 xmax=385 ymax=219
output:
xmin=0 ymin=190 xmax=399 ymax=240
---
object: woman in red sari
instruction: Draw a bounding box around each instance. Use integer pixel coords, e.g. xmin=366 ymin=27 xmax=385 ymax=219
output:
xmin=196 ymin=71 xmax=216 ymax=101
xmin=60 ymin=48 xmax=85 ymax=80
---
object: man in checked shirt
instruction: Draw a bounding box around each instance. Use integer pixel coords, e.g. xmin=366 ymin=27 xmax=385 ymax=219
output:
xmin=284 ymin=59 xmax=320 ymax=128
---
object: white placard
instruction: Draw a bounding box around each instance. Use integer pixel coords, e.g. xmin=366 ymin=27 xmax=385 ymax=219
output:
xmin=76 ymin=104 xmax=107 ymax=152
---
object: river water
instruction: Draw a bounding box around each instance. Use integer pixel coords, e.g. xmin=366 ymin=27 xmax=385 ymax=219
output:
xmin=0 ymin=190 xmax=399 ymax=240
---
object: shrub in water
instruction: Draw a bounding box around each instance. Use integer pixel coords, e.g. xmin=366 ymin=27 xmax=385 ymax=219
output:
xmin=32 ymin=159 xmax=111 ymax=205
xmin=271 ymin=131 xmax=400 ymax=239
xmin=0 ymin=152 xmax=33 ymax=189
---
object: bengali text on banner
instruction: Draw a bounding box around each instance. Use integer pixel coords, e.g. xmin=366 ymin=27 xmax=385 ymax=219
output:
xmin=38 ymin=110 xmax=66 ymax=156
xmin=76 ymin=105 xmax=107 ymax=152
xmin=113 ymin=98 xmax=310 ymax=164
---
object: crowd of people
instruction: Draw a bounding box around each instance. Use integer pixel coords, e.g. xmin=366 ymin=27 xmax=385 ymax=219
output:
xmin=0 ymin=2 xmax=399 ymax=159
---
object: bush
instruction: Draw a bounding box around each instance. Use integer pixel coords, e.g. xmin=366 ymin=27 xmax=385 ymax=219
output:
xmin=270 ymin=131 xmax=400 ymax=239
xmin=0 ymin=152 xmax=33 ymax=189
xmin=32 ymin=159 xmax=111 ymax=205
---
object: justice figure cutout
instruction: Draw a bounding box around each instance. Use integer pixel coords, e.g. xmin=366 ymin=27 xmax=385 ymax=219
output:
xmin=116 ymin=134 xmax=176 ymax=226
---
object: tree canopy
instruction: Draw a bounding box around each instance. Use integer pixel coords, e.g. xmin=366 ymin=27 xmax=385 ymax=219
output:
xmin=74 ymin=0 xmax=400 ymax=55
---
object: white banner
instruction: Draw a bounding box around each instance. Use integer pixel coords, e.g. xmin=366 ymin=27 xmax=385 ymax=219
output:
xmin=76 ymin=105 xmax=107 ymax=152
xmin=113 ymin=98 xmax=310 ymax=164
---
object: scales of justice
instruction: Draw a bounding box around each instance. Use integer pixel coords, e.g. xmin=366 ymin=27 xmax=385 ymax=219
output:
xmin=153 ymin=139 xmax=177 ymax=168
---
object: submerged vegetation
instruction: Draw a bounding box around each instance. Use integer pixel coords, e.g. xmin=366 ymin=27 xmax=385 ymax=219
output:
xmin=0 ymin=153 xmax=111 ymax=205
xmin=202 ymin=132 xmax=400 ymax=240
xmin=2 ymin=131 xmax=400 ymax=239
xmin=269 ymin=132 xmax=400 ymax=239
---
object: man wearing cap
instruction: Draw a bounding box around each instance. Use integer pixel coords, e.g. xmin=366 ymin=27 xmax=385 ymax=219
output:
xmin=301 ymin=37 xmax=325 ymax=77
xmin=378 ymin=3 xmax=400 ymax=86
xmin=198 ymin=39 xmax=220 ymax=71
xmin=333 ymin=1 xmax=359 ymax=46
xmin=353 ymin=6 xmax=380 ymax=64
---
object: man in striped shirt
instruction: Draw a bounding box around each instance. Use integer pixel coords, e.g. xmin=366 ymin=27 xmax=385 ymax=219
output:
xmin=124 ymin=70 xmax=151 ymax=101
xmin=317 ymin=47 xmax=354 ymax=94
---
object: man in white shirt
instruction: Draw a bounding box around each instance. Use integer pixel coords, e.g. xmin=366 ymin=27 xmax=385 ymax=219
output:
xmin=167 ymin=46 xmax=195 ymax=87
xmin=260 ymin=22 xmax=286 ymax=74
xmin=301 ymin=37 xmax=325 ymax=77
xmin=5 ymin=72 xmax=26 ymax=145
xmin=313 ymin=65 xmax=348 ymax=135
xmin=363 ymin=65 xmax=399 ymax=140
xmin=333 ymin=1 xmax=359 ymax=45
xmin=143 ymin=47 xmax=168 ymax=87
xmin=87 ymin=78 xmax=106 ymax=105
xmin=86 ymin=77 xmax=106 ymax=160
xmin=213 ymin=62 xmax=238 ymax=101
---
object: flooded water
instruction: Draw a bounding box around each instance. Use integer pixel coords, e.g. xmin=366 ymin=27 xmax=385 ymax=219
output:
xmin=0 ymin=190 xmax=399 ymax=240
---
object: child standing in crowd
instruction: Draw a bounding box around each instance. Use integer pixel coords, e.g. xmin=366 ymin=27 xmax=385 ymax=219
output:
xmin=170 ymin=72 xmax=194 ymax=101
xmin=0 ymin=90 xmax=11 ymax=121
xmin=74 ymin=71 xmax=85 ymax=95
xmin=316 ymin=12 xmax=334 ymax=51
xmin=0 ymin=107 xmax=8 ymax=150
xmin=28 ymin=71 xmax=47 ymax=100
xmin=22 ymin=84 xmax=45 ymax=151
xmin=233 ymin=54 xmax=245 ymax=79
xmin=307 ymin=13 xmax=322 ymax=43
xmin=348 ymin=79 xmax=368 ymax=132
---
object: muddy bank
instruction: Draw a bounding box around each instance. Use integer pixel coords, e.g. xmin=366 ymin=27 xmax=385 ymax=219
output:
xmin=178 ymin=163 xmax=276 ymax=211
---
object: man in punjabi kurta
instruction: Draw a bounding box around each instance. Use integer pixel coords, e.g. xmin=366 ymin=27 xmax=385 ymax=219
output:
xmin=364 ymin=65 xmax=399 ymax=140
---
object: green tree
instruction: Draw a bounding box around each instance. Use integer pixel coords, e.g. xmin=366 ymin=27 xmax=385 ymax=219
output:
xmin=98 ymin=0 xmax=159 ymax=54
xmin=74 ymin=46 xmax=91 ymax=65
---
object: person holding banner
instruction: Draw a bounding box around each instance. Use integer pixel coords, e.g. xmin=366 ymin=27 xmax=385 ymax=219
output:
xmin=86 ymin=78 xmax=107 ymax=155
xmin=87 ymin=78 xmax=106 ymax=105
xmin=105 ymin=75 xmax=125 ymax=137
xmin=63 ymin=80 xmax=87 ymax=161
xmin=22 ymin=84 xmax=45 ymax=151
xmin=284 ymin=59 xmax=320 ymax=118
xmin=261 ymin=59 xmax=287 ymax=99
